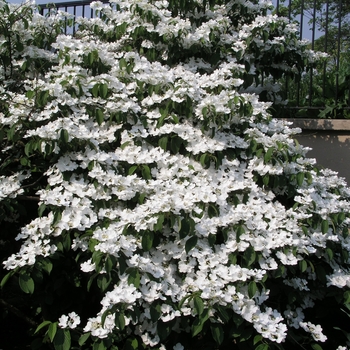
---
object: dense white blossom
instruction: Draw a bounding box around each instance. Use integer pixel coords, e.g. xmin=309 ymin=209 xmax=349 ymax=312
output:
xmin=1 ymin=0 xmax=350 ymax=348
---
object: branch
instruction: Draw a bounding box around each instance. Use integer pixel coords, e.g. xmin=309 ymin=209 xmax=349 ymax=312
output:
xmin=0 ymin=298 xmax=37 ymax=327
xmin=16 ymin=195 xmax=40 ymax=202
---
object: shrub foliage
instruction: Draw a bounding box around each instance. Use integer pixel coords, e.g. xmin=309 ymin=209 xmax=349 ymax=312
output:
xmin=1 ymin=0 xmax=350 ymax=349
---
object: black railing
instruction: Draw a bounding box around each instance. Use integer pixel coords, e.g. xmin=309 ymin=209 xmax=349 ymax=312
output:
xmin=38 ymin=0 xmax=109 ymax=34
xmin=37 ymin=0 xmax=350 ymax=118
xmin=274 ymin=0 xmax=350 ymax=117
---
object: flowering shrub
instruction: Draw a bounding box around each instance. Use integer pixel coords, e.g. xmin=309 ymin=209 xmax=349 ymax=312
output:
xmin=1 ymin=0 xmax=350 ymax=349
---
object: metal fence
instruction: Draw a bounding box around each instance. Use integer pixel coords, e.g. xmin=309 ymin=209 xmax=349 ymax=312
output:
xmin=37 ymin=0 xmax=350 ymax=118
xmin=38 ymin=0 xmax=109 ymax=34
xmin=273 ymin=0 xmax=350 ymax=118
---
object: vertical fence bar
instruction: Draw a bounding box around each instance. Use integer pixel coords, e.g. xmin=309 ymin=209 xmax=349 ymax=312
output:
xmin=323 ymin=0 xmax=329 ymax=104
xmin=73 ymin=5 xmax=77 ymax=35
xmin=285 ymin=0 xmax=293 ymax=108
xmin=335 ymin=0 xmax=343 ymax=107
xmin=308 ymin=0 xmax=318 ymax=108
xmin=297 ymin=0 xmax=305 ymax=107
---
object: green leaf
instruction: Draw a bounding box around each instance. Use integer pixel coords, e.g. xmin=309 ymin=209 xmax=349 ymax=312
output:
xmin=179 ymin=218 xmax=189 ymax=239
xmin=253 ymin=335 xmax=263 ymax=345
xmin=99 ymin=83 xmax=108 ymax=98
xmin=191 ymin=308 xmax=209 ymax=337
xmin=215 ymin=304 xmax=231 ymax=323
xmin=88 ymin=52 xmax=95 ymax=65
xmin=119 ymin=57 xmax=127 ymax=69
xmin=248 ymin=281 xmax=258 ymax=298
xmin=170 ymin=136 xmax=182 ymax=154
xmin=37 ymin=90 xmax=49 ymax=107
xmin=157 ymin=110 xmax=168 ymax=128
xmin=41 ymin=258 xmax=53 ymax=275
xmin=127 ymin=268 xmax=141 ymax=288
xmin=20 ymin=157 xmax=29 ymax=166
xmin=26 ymin=90 xmax=35 ymax=99
xmin=311 ymin=344 xmax=323 ymax=350
xmin=119 ymin=255 xmax=127 ymax=275
xmin=299 ymin=259 xmax=307 ymax=273
xmin=48 ymin=322 xmax=58 ymax=342
xmin=53 ymin=329 xmax=71 ymax=350
xmin=142 ymin=231 xmax=154 ymax=251
xmin=158 ymin=136 xmax=168 ymax=151
xmin=210 ymin=323 xmax=224 ymax=345
xmin=255 ymin=344 xmax=269 ymax=350
xmin=34 ymin=320 xmax=51 ymax=334
xmin=104 ymin=255 xmax=115 ymax=274
xmin=141 ymin=165 xmax=151 ymax=180
xmin=274 ymin=264 xmax=285 ymax=278
xmin=185 ymin=235 xmax=198 ymax=254
xmin=78 ymin=332 xmax=91 ymax=346
xmin=128 ymin=165 xmax=138 ymax=175
xmin=236 ymin=225 xmax=245 ymax=242
xmin=306 ymin=172 xmax=313 ymax=184
xmin=93 ymin=340 xmax=106 ymax=350
xmin=296 ymin=172 xmax=304 ymax=186
xmin=0 ymin=271 xmax=14 ymax=289
xmin=97 ymin=275 xmax=111 ymax=292
xmin=243 ymin=246 xmax=256 ymax=267
xmin=92 ymin=250 xmax=104 ymax=272
xmin=344 ymin=290 xmax=350 ymax=304
xmin=62 ymin=232 xmax=71 ymax=252
xmin=115 ymin=312 xmax=126 ymax=330
xmin=123 ymin=337 xmax=139 ymax=350
xmin=101 ymin=308 xmax=112 ymax=328
xmin=338 ymin=212 xmax=346 ymax=224
xmin=157 ymin=320 xmax=174 ymax=341
xmin=87 ymin=273 xmax=98 ymax=292
xmin=326 ymin=247 xmax=333 ymax=260
xmin=264 ymin=147 xmax=274 ymax=163
xmin=19 ymin=273 xmax=35 ymax=294
xmin=138 ymin=193 xmax=146 ymax=204
xmin=38 ymin=203 xmax=46 ymax=217
xmin=92 ymin=84 xmax=99 ymax=97
xmin=208 ymin=203 xmax=219 ymax=218
xmin=193 ymin=296 xmax=204 ymax=316
xmin=154 ymin=214 xmax=165 ymax=231
xmin=321 ymin=220 xmax=329 ymax=234
xmin=200 ymin=153 xmax=208 ymax=167
xmin=263 ymin=174 xmax=269 ymax=186
xmin=150 ymin=304 xmax=161 ymax=322
xmin=96 ymin=109 xmax=104 ymax=126
xmin=24 ymin=141 xmax=32 ymax=156
xmin=60 ymin=129 xmax=69 ymax=144
xmin=202 ymin=106 xmax=208 ymax=118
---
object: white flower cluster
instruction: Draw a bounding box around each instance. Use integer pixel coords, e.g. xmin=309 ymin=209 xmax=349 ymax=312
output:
xmin=58 ymin=312 xmax=81 ymax=329
xmin=1 ymin=0 xmax=350 ymax=348
xmin=0 ymin=172 xmax=29 ymax=200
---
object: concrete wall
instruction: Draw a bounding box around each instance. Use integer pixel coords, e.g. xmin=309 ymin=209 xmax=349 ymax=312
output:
xmin=287 ymin=119 xmax=350 ymax=185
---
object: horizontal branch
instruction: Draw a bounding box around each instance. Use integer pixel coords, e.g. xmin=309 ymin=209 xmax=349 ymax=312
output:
xmin=0 ymin=298 xmax=37 ymax=327
xmin=16 ymin=195 xmax=40 ymax=202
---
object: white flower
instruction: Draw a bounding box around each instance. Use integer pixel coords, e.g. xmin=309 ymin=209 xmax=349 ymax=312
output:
xmin=284 ymin=307 xmax=304 ymax=329
xmin=173 ymin=343 xmax=184 ymax=350
xmin=84 ymin=314 xmax=114 ymax=338
xmin=58 ymin=312 xmax=81 ymax=329
xmin=80 ymin=260 xmax=95 ymax=272
xmin=300 ymin=322 xmax=327 ymax=342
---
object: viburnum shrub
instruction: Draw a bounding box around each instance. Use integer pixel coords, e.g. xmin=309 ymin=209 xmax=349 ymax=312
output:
xmin=1 ymin=0 xmax=350 ymax=349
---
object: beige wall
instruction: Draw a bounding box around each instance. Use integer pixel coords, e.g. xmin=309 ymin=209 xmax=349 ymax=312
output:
xmin=287 ymin=119 xmax=350 ymax=185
